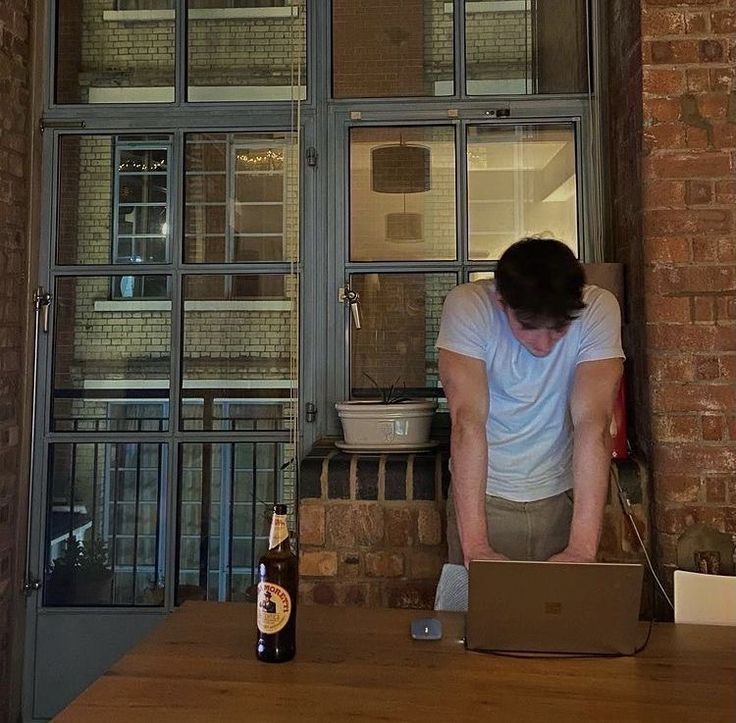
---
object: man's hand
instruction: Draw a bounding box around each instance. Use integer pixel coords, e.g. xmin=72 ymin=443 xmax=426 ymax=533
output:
xmin=465 ymin=544 xmax=509 ymax=568
xmin=547 ymin=546 xmax=596 ymax=563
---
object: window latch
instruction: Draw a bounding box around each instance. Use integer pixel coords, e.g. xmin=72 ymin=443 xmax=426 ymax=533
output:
xmin=338 ymin=286 xmax=361 ymax=329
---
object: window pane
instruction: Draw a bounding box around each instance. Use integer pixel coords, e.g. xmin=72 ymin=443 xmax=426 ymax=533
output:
xmin=467 ymin=124 xmax=578 ymax=261
xmin=350 ymin=126 xmax=456 ymax=262
xmin=333 ymin=0 xmax=453 ymax=98
xmin=350 ymin=273 xmax=456 ymax=399
xmin=181 ymin=274 xmax=297 ymax=431
xmin=177 ymin=442 xmax=295 ymax=603
xmin=57 ymin=135 xmax=172 ymax=267
xmin=56 ymin=2 xmax=175 ymax=104
xmin=187 ymin=1 xmax=306 ymax=102
xmin=52 ymin=277 xmax=171 ymax=432
xmin=466 ymin=0 xmax=588 ymax=95
xmin=44 ymin=442 xmax=166 ymax=607
xmin=184 ymin=133 xmax=297 ymax=263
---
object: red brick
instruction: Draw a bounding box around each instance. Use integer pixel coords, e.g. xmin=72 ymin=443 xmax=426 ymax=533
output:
xmin=692 ymin=295 xmax=715 ymax=322
xmin=711 ymin=11 xmax=736 ymax=34
xmin=701 ymin=415 xmax=726 ymax=441
xmin=299 ymin=504 xmax=325 ymax=546
xmin=642 ymin=237 xmax=691 ymax=264
xmin=697 ymin=94 xmax=729 ymax=121
xmin=729 ymin=417 xmax=736 ymax=442
xmin=691 ymin=238 xmax=719 ymax=262
xmin=650 ymin=381 xmax=736 ymax=413
xmin=652 ymin=414 xmax=700 ymax=441
xmin=705 ymin=476 xmax=728 ymax=504
xmin=657 ymin=506 xmax=727 ymax=536
xmin=694 ymin=355 xmax=720 ymax=380
xmin=647 ymin=152 xmax=732 ymax=180
xmin=686 ymin=68 xmax=711 ymax=92
xmin=685 ymin=12 xmax=708 ymax=34
xmin=712 ymin=123 xmax=736 ymax=149
xmin=644 ymin=98 xmax=682 ymax=123
xmin=300 ymin=551 xmax=338 ymax=577
xmin=645 ymin=294 xmax=691 ymax=323
xmin=647 ymin=355 xmax=696 ymax=383
xmin=642 ymin=179 xmax=686 ymax=209
xmin=644 ymin=67 xmax=686 ymax=97
xmin=654 ymin=474 xmax=702 ymax=504
xmin=715 ymin=180 xmax=736 ymax=204
xmin=642 ymin=9 xmax=686 ymax=37
xmin=643 ymin=124 xmax=688 ymax=152
xmin=365 ymin=551 xmax=403 ymax=578
xmin=383 ymin=507 xmax=415 ymax=546
xmin=699 ymin=39 xmax=726 ymax=62
xmin=653 ymin=443 xmax=736 ymax=475
xmin=685 ymin=180 xmax=713 ymax=205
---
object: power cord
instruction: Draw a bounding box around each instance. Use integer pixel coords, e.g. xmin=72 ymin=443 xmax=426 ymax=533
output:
xmin=614 ymin=476 xmax=674 ymax=611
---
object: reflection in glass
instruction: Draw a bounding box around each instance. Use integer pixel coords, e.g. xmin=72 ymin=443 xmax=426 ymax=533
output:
xmin=44 ymin=442 xmax=167 ymax=607
xmin=333 ymin=0 xmax=453 ymax=98
xmin=184 ymin=133 xmax=298 ymax=264
xmin=467 ymin=124 xmax=578 ymax=261
xmin=52 ymin=277 xmax=171 ymax=432
xmin=350 ymin=127 xmax=456 ymax=262
xmin=350 ymin=273 xmax=456 ymax=399
xmin=187 ymin=1 xmax=306 ymax=102
xmin=465 ymin=0 xmax=588 ymax=95
xmin=55 ymin=2 xmax=175 ymax=104
xmin=57 ymin=135 xmax=173 ymax=267
xmin=181 ymin=275 xmax=297 ymax=431
xmin=177 ymin=442 xmax=295 ymax=602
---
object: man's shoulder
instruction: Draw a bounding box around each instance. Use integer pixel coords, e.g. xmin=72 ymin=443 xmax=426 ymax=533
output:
xmin=580 ymin=284 xmax=620 ymax=318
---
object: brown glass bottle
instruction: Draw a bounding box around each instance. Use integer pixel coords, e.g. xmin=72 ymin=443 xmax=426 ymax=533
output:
xmin=256 ymin=504 xmax=298 ymax=663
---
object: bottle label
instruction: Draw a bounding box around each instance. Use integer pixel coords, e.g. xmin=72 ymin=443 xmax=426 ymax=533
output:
xmin=257 ymin=581 xmax=292 ymax=634
xmin=269 ymin=515 xmax=289 ymax=549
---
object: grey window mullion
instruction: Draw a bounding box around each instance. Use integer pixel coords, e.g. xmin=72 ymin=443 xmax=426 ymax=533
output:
xmin=456 ymin=119 xmax=468 ymax=272
xmin=176 ymin=0 xmax=187 ymax=106
xmin=162 ymin=130 xmax=185 ymax=610
xmin=456 ymin=0 xmax=466 ymax=100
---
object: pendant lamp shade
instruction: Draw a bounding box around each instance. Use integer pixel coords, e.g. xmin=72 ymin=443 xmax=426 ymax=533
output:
xmin=371 ymin=144 xmax=430 ymax=194
xmin=385 ymin=212 xmax=423 ymax=243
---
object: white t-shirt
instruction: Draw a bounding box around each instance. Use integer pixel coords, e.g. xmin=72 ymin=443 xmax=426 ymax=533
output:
xmin=436 ymin=281 xmax=624 ymax=502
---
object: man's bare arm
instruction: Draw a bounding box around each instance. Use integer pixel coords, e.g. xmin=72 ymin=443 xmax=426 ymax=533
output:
xmin=549 ymin=357 xmax=623 ymax=562
xmin=439 ymin=349 xmax=507 ymax=566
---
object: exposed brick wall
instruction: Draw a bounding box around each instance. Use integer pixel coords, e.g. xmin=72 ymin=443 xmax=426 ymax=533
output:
xmin=0 ymin=0 xmax=31 ymax=720
xmin=639 ymin=0 xmax=736 ymax=570
xmin=298 ymin=447 xmax=648 ymax=610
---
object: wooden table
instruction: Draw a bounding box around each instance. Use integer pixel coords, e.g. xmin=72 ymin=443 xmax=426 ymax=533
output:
xmin=55 ymin=602 xmax=736 ymax=722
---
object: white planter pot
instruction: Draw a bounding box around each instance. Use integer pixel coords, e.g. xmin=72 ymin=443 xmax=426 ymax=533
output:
xmin=335 ymin=400 xmax=437 ymax=448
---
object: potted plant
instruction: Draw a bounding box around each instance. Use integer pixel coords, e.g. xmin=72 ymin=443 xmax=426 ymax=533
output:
xmin=46 ymin=536 xmax=114 ymax=605
xmin=335 ymin=374 xmax=437 ymax=451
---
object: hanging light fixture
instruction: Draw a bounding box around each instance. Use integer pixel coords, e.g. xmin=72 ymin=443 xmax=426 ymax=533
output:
xmin=371 ymin=141 xmax=430 ymax=194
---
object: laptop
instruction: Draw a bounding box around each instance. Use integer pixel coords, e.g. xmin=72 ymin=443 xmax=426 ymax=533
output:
xmin=466 ymin=560 xmax=644 ymax=655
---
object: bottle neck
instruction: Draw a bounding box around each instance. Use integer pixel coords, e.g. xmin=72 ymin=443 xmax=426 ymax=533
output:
xmin=268 ymin=514 xmax=290 ymax=550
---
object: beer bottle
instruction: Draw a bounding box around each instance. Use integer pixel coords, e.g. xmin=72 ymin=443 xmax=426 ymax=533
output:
xmin=256 ymin=503 xmax=298 ymax=663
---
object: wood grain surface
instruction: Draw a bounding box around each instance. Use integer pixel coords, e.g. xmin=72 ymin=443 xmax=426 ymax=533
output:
xmin=54 ymin=602 xmax=736 ymax=722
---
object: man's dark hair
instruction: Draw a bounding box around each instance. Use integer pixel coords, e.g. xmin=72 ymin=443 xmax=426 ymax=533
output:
xmin=495 ymin=237 xmax=586 ymax=328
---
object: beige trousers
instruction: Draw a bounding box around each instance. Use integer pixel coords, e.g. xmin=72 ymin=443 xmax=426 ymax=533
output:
xmin=446 ymin=488 xmax=574 ymax=563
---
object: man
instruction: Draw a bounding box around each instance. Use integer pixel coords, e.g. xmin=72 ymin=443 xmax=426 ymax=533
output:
xmin=437 ymin=237 xmax=623 ymax=566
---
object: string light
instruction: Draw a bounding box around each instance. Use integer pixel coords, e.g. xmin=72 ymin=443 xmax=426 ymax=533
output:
xmin=118 ymin=159 xmax=167 ymax=172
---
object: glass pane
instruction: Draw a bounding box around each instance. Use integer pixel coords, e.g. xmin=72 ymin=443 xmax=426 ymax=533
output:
xmin=187 ymin=1 xmax=306 ymax=102
xmin=467 ymin=124 xmax=578 ymax=261
xmin=181 ymin=274 xmax=297 ymax=431
xmin=350 ymin=273 xmax=456 ymax=399
xmin=350 ymin=126 xmax=456 ymax=262
xmin=465 ymin=0 xmax=588 ymax=95
xmin=44 ymin=443 xmax=166 ymax=607
xmin=184 ymin=133 xmax=297 ymax=263
xmin=176 ymin=442 xmax=295 ymax=603
xmin=333 ymin=0 xmax=453 ymax=98
xmin=52 ymin=277 xmax=171 ymax=432
xmin=56 ymin=2 xmax=175 ymax=104
xmin=57 ymin=135 xmax=173 ymax=267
